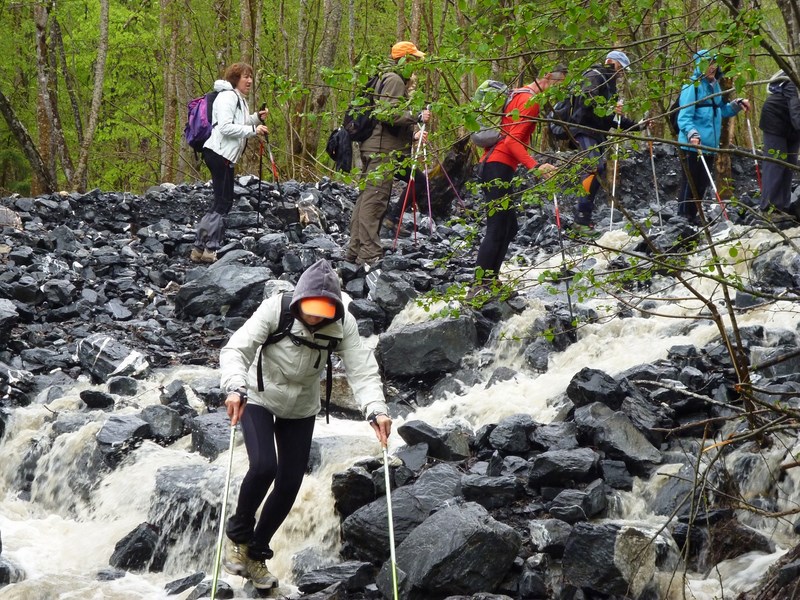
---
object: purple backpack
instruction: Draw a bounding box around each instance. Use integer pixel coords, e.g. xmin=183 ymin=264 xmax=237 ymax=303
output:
xmin=184 ymin=91 xmax=220 ymax=153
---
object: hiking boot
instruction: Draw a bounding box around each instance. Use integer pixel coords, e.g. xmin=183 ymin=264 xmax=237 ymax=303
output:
xmin=200 ymin=249 xmax=217 ymax=263
xmin=245 ymin=557 xmax=279 ymax=590
xmin=222 ymin=538 xmax=249 ymax=577
xmin=189 ymin=247 xmax=204 ymax=263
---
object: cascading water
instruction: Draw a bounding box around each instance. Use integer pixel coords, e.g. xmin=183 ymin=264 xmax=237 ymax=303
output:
xmin=2 ymin=224 xmax=797 ymax=599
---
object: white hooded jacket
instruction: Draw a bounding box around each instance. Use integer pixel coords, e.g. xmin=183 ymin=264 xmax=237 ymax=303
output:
xmin=219 ymin=260 xmax=389 ymax=420
xmin=203 ymin=79 xmax=261 ymax=163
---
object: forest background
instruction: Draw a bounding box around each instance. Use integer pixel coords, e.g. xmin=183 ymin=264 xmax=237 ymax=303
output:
xmin=0 ymin=0 xmax=798 ymax=197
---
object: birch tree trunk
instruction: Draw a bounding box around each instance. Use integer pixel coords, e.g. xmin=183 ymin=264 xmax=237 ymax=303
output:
xmin=302 ymin=0 xmax=343 ymax=161
xmin=71 ymin=0 xmax=109 ymax=192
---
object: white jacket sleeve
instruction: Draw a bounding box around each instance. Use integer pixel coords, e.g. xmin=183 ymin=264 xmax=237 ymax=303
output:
xmin=337 ymin=313 xmax=389 ymax=418
xmin=219 ymin=295 xmax=282 ymax=392
xmin=215 ymin=90 xmax=257 ymax=139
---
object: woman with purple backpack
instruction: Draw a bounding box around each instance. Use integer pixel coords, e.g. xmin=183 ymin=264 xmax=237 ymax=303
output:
xmin=190 ymin=62 xmax=268 ymax=263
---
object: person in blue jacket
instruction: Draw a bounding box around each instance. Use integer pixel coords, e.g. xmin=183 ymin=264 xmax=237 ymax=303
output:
xmin=676 ymin=50 xmax=750 ymax=224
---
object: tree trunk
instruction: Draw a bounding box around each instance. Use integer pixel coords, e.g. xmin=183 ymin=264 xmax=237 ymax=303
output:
xmin=71 ymin=0 xmax=109 ymax=192
xmin=410 ymin=0 xmax=422 ymax=43
xmin=302 ymin=0 xmax=343 ymax=162
xmin=160 ymin=0 xmax=180 ymax=183
xmin=33 ymin=3 xmax=58 ymax=193
xmin=397 ymin=0 xmax=407 ymax=39
xmin=290 ymin=0 xmax=311 ymax=173
xmin=240 ymin=0 xmax=253 ymax=64
xmin=0 ymin=90 xmax=57 ymax=192
xmin=717 ymin=75 xmax=734 ymax=199
xmin=52 ymin=18 xmax=83 ymax=146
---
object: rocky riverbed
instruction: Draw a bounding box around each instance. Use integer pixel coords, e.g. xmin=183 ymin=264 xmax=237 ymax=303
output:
xmin=2 ymin=143 xmax=800 ymax=600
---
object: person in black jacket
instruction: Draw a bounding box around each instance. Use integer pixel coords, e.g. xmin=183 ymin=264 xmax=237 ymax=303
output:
xmin=759 ymin=70 xmax=800 ymax=215
xmin=569 ymin=50 xmax=646 ymax=229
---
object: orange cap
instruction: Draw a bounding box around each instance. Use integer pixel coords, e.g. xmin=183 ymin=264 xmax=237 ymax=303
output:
xmin=391 ymin=41 xmax=425 ymax=60
xmin=300 ymin=297 xmax=337 ymax=319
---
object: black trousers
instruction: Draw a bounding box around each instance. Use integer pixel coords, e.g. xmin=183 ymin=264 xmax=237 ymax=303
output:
xmin=226 ymin=404 xmax=316 ymax=561
xmin=760 ymin=131 xmax=800 ymax=211
xmin=476 ymin=161 xmax=517 ymax=278
xmin=194 ymin=148 xmax=235 ymax=251
xmin=678 ymin=151 xmax=715 ymax=219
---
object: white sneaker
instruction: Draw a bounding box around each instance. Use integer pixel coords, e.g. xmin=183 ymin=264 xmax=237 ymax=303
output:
xmin=222 ymin=538 xmax=248 ymax=577
xmin=245 ymin=557 xmax=279 ymax=589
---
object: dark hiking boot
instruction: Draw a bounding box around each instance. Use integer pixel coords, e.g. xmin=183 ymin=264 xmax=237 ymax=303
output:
xmin=245 ymin=557 xmax=279 ymax=589
xmin=222 ymin=538 xmax=249 ymax=577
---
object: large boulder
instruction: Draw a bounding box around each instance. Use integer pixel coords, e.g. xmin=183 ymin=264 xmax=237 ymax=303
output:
xmin=574 ymin=402 xmax=661 ymax=474
xmin=76 ymin=333 xmax=150 ymax=383
xmin=174 ymin=262 xmax=273 ymax=318
xmin=377 ymin=502 xmax=521 ymax=600
xmin=377 ymin=317 xmax=478 ymax=378
xmin=562 ymin=522 xmax=674 ymax=597
xmin=341 ymin=463 xmax=462 ymax=561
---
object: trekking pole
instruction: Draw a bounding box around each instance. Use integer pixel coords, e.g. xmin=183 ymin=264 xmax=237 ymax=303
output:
xmin=609 ymin=101 xmax=623 ymax=229
xmin=382 ymin=445 xmax=400 ymax=600
xmin=210 ymin=426 xmax=236 ymax=600
xmin=257 ymin=137 xmax=264 ymax=232
xmin=647 ymin=138 xmax=663 ymax=227
xmin=553 ymin=194 xmax=575 ymax=326
xmin=745 ymin=115 xmax=762 ymax=190
xmin=421 ymin=105 xmax=434 ymax=235
xmin=697 ymin=149 xmax=729 ymax=221
xmin=392 ymin=121 xmax=426 ymax=250
xmin=435 ymin=155 xmax=466 ymax=210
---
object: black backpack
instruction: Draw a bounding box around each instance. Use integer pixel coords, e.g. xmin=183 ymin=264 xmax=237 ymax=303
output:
xmin=547 ymin=96 xmax=576 ymax=140
xmin=255 ymin=292 xmax=341 ymax=423
xmin=342 ymin=73 xmax=386 ymax=143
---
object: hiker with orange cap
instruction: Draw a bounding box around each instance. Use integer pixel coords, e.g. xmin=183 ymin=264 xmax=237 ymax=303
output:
xmin=218 ymin=258 xmax=391 ymax=589
xmin=345 ymin=41 xmax=432 ymax=268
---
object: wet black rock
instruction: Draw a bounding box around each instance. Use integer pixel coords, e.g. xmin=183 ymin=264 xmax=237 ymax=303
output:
xmin=109 ymin=522 xmax=166 ymax=572
xmin=376 ymin=501 xmax=521 ymax=600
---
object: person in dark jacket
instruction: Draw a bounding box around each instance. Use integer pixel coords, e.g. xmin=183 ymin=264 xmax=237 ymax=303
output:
xmin=675 ymin=50 xmax=749 ymax=223
xmin=759 ymin=70 xmax=800 ymax=214
xmin=345 ymin=41 xmax=431 ymax=268
xmin=219 ymin=259 xmax=392 ymax=589
xmin=569 ymin=50 xmax=647 ymax=229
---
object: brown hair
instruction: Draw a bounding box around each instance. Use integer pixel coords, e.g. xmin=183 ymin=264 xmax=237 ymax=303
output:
xmin=224 ymin=63 xmax=254 ymax=88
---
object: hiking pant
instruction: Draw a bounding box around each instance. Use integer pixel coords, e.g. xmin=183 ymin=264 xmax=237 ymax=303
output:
xmin=226 ymin=404 xmax=316 ymax=561
xmin=678 ymin=151 xmax=714 ymax=219
xmin=574 ymin=134 xmax=605 ymax=221
xmin=760 ymin=132 xmax=799 ymax=211
xmin=476 ymin=161 xmax=517 ymax=278
xmin=347 ymin=151 xmax=394 ymax=262
xmin=347 ymin=150 xmax=426 ymax=261
xmin=194 ymin=148 xmax=235 ymax=251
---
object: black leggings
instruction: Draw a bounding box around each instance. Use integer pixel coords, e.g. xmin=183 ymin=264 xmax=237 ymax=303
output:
xmin=678 ymin=151 xmax=715 ymax=219
xmin=226 ymin=404 xmax=316 ymax=560
xmin=476 ymin=161 xmax=517 ymax=278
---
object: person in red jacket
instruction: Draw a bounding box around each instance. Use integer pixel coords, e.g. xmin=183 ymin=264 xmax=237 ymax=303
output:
xmin=471 ymin=66 xmax=566 ymax=295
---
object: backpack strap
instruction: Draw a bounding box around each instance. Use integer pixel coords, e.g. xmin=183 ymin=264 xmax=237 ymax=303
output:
xmin=256 ymin=292 xmax=294 ymax=393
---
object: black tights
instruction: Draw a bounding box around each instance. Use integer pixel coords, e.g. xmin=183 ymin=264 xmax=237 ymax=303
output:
xmin=226 ymin=404 xmax=316 ymax=560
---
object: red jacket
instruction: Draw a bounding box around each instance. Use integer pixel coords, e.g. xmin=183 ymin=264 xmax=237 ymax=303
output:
xmin=481 ymin=87 xmax=539 ymax=170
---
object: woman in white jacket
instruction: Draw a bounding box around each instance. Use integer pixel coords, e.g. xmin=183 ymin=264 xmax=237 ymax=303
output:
xmin=191 ymin=62 xmax=268 ymax=263
xmin=219 ymin=259 xmax=393 ymax=589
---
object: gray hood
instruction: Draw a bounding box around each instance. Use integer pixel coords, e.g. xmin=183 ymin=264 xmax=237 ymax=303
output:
xmin=289 ymin=259 xmax=344 ymax=322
